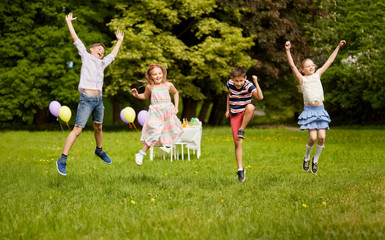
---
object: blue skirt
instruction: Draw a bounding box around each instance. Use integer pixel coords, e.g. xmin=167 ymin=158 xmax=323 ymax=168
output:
xmin=298 ymin=105 xmax=331 ymax=130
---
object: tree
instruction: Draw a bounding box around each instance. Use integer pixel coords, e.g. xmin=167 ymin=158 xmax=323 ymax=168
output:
xmin=213 ymin=0 xmax=319 ymax=123
xmin=0 ymin=0 xmax=117 ymax=126
xmin=105 ymin=0 xmax=255 ymax=123
xmin=303 ymin=0 xmax=385 ymax=124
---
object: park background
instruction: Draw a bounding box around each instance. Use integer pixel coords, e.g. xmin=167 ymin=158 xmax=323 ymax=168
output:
xmin=1 ymin=1 xmax=385 ymax=239
xmin=1 ymin=0 xmax=384 ymax=129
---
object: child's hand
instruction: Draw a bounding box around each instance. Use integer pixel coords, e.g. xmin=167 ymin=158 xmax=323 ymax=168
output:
xmin=252 ymin=75 xmax=258 ymax=83
xmin=115 ymin=30 xmax=124 ymax=41
xmin=174 ymin=107 xmax=178 ymax=115
xmin=285 ymin=41 xmax=291 ymax=50
xmin=225 ymin=110 xmax=230 ymax=118
xmin=65 ymin=13 xmax=77 ymax=22
xmin=131 ymin=88 xmax=138 ymax=97
xmin=339 ymin=40 xmax=346 ymax=47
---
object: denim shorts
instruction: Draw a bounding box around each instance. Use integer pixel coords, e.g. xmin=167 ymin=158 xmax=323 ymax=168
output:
xmin=75 ymin=93 xmax=104 ymax=128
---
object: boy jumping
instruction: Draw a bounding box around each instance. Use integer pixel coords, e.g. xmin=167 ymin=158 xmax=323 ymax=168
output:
xmin=225 ymin=67 xmax=263 ymax=182
xmin=56 ymin=13 xmax=124 ymax=175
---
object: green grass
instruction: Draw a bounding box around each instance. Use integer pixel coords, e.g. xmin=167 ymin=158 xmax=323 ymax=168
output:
xmin=0 ymin=127 xmax=384 ymax=239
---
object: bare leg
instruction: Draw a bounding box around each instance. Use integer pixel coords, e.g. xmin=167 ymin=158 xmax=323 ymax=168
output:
xmin=141 ymin=142 xmax=150 ymax=153
xmin=317 ymin=129 xmax=326 ymax=146
xmin=234 ymin=139 xmax=243 ymax=169
xmin=93 ymin=123 xmax=103 ymax=148
xmin=240 ymin=104 xmax=255 ymax=130
xmin=62 ymin=126 xmax=83 ymax=155
xmin=307 ymin=129 xmax=317 ymax=147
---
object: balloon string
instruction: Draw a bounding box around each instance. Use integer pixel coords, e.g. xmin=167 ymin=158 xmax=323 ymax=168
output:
xmin=132 ymin=122 xmax=138 ymax=131
xmin=66 ymin=122 xmax=81 ymax=160
xmin=128 ymin=123 xmax=133 ymax=129
xmin=59 ymin=121 xmax=64 ymax=131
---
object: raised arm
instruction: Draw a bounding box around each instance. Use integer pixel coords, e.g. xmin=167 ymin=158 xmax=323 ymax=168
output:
xmin=316 ymin=40 xmax=346 ymax=76
xmin=65 ymin=13 xmax=79 ymax=42
xmin=251 ymin=75 xmax=263 ymax=100
xmin=131 ymin=85 xmax=151 ymax=100
xmin=285 ymin=41 xmax=303 ymax=85
xmin=110 ymin=31 xmax=124 ymax=58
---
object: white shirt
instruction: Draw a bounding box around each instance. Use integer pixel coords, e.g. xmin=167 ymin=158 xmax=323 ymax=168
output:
xmin=301 ymin=73 xmax=324 ymax=105
xmin=74 ymin=39 xmax=115 ymax=93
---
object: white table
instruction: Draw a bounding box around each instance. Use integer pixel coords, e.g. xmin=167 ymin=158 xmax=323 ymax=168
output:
xmin=149 ymin=126 xmax=202 ymax=161
xmin=176 ymin=126 xmax=202 ymax=159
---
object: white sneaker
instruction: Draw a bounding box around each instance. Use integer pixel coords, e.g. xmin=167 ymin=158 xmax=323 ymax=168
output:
xmin=160 ymin=146 xmax=171 ymax=153
xmin=135 ymin=153 xmax=143 ymax=166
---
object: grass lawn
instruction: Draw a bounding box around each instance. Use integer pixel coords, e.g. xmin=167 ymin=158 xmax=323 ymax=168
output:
xmin=0 ymin=127 xmax=384 ymax=239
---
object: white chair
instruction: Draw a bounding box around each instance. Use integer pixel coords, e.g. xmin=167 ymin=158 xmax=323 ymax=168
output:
xmin=149 ymin=145 xmax=175 ymax=161
xmin=174 ymin=141 xmax=188 ymax=161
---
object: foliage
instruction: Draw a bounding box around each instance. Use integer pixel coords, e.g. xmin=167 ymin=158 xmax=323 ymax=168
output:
xmin=215 ymin=0 xmax=319 ymax=121
xmin=1 ymin=128 xmax=385 ymax=239
xmin=1 ymin=0 xmax=384 ymax=126
xmin=0 ymin=0 xmax=117 ymax=124
xmin=105 ymin=0 xmax=255 ymax=102
xmin=303 ymin=0 xmax=385 ymax=123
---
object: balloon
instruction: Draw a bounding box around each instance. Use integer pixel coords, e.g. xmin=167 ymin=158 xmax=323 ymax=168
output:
xmin=59 ymin=106 xmax=72 ymax=123
xmin=120 ymin=109 xmax=130 ymax=124
xmin=123 ymin=107 xmax=136 ymax=123
xmin=49 ymin=101 xmax=61 ymax=118
xmin=137 ymin=110 xmax=149 ymax=126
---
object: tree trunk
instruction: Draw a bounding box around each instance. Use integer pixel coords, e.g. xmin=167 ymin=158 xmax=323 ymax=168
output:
xmin=181 ymin=97 xmax=198 ymax=121
xmin=112 ymin=99 xmax=121 ymax=125
xmin=198 ymin=100 xmax=211 ymax=123
xmin=34 ymin=106 xmax=49 ymax=126
xmin=208 ymin=93 xmax=227 ymax=125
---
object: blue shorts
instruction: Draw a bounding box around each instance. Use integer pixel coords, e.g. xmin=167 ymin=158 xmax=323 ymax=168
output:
xmin=75 ymin=93 xmax=104 ymax=128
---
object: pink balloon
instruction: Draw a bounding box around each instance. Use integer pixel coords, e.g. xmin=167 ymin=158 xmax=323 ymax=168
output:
xmin=137 ymin=110 xmax=149 ymax=126
xmin=120 ymin=109 xmax=130 ymax=124
xmin=49 ymin=101 xmax=61 ymax=118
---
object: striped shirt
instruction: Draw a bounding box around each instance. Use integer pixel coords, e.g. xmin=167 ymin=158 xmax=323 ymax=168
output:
xmin=226 ymin=79 xmax=256 ymax=115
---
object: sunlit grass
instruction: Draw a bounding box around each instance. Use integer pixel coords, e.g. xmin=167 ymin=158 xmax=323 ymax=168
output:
xmin=0 ymin=127 xmax=384 ymax=239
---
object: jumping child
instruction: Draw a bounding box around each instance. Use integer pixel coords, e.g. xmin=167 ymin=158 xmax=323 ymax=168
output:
xmin=225 ymin=67 xmax=263 ymax=182
xmin=56 ymin=13 xmax=124 ymax=176
xmin=285 ymin=40 xmax=346 ymax=174
xmin=131 ymin=64 xmax=183 ymax=166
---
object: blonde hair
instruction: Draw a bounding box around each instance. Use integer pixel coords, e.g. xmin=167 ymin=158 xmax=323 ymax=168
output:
xmin=140 ymin=64 xmax=168 ymax=85
xmin=300 ymin=58 xmax=317 ymax=74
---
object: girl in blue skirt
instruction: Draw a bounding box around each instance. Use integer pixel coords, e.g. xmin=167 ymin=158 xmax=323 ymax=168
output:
xmin=285 ymin=40 xmax=346 ymax=174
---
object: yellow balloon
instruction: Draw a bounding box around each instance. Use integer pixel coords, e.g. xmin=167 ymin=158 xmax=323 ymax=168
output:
xmin=123 ymin=107 xmax=136 ymax=123
xmin=59 ymin=106 xmax=72 ymax=122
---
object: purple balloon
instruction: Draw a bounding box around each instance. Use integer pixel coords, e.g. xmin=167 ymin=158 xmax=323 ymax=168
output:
xmin=120 ymin=109 xmax=130 ymax=124
xmin=49 ymin=101 xmax=61 ymax=118
xmin=137 ymin=110 xmax=149 ymax=126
